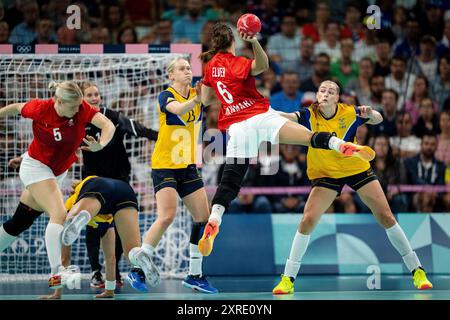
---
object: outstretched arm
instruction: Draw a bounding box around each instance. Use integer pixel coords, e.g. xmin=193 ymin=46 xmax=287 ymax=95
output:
xmin=239 ymin=32 xmax=269 ymax=76
xmin=201 ymin=84 xmax=220 ymax=106
xmin=277 ymin=111 xmax=300 ymax=122
xmin=118 ymin=113 xmax=158 ymax=141
xmin=166 ymin=81 xmax=202 ymax=115
xmin=0 ymin=103 xmax=26 ymax=117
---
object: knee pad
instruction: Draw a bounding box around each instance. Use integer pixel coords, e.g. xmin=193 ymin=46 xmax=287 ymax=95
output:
xmin=310 ymin=132 xmax=335 ymax=149
xmin=3 ymin=202 xmax=43 ymax=236
xmin=190 ymin=222 xmax=206 ymax=245
xmin=212 ymin=161 xmax=249 ymax=209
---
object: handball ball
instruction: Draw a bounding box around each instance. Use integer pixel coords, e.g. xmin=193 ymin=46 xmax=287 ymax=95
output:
xmin=237 ymin=13 xmax=261 ymax=37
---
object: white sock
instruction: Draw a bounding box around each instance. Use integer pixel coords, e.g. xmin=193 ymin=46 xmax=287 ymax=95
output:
xmin=386 ymin=223 xmax=421 ymax=272
xmin=141 ymin=243 xmax=155 ymax=256
xmin=0 ymin=225 xmax=16 ymax=252
xmin=284 ymin=231 xmax=310 ymax=278
xmin=209 ymin=204 xmax=225 ymax=226
xmin=189 ymin=244 xmax=203 ymax=277
xmin=45 ymin=222 xmax=64 ymax=274
xmin=328 ymin=136 xmax=345 ymax=152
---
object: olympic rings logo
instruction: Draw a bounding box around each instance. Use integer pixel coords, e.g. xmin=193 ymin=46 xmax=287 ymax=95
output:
xmin=16 ymin=45 xmax=32 ymax=53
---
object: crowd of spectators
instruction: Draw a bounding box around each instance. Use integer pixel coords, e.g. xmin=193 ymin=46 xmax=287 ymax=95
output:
xmin=1 ymin=0 xmax=450 ymax=213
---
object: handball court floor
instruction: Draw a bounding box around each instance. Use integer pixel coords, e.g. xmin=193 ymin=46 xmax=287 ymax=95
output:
xmin=1 ymin=275 xmax=450 ymax=300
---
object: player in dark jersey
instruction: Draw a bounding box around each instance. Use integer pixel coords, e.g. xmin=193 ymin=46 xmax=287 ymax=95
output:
xmin=41 ymin=176 xmax=159 ymax=299
xmin=81 ymin=81 xmax=158 ymax=288
xmin=0 ymin=81 xmax=115 ymax=291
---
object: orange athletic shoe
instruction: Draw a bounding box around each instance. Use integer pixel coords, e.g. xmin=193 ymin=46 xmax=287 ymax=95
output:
xmin=339 ymin=142 xmax=376 ymax=161
xmin=198 ymin=221 xmax=219 ymax=257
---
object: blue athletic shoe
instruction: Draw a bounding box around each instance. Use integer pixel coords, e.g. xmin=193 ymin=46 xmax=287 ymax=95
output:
xmin=127 ymin=268 xmax=148 ymax=292
xmin=182 ymin=275 xmax=218 ymax=294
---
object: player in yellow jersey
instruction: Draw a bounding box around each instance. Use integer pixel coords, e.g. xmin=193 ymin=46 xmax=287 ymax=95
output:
xmin=139 ymin=57 xmax=217 ymax=293
xmin=40 ymin=176 xmax=159 ymax=299
xmin=273 ymin=81 xmax=432 ymax=295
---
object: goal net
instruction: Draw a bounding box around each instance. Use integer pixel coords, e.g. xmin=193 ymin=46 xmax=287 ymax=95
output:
xmin=0 ymin=53 xmax=192 ymax=281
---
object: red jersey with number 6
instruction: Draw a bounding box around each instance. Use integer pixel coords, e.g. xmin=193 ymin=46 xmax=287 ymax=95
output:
xmin=202 ymin=52 xmax=270 ymax=131
xmin=21 ymin=99 xmax=98 ymax=176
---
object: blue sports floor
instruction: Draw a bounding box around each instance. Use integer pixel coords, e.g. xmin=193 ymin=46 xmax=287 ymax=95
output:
xmin=0 ymin=275 xmax=450 ymax=300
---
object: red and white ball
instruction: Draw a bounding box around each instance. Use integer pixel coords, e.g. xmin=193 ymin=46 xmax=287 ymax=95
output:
xmin=237 ymin=13 xmax=261 ymax=37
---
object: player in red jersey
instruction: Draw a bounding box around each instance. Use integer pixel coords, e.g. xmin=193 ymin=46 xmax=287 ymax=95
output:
xmin=0 ymin=81 xmax=115 ymax=291
xmin=197 ymin=23 xmax=376 ymax=256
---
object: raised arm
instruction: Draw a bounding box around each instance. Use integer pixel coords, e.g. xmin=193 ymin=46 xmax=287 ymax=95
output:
xmin=201 ymin=84 xmax=220 ymax=107
xmin=239 ymin=32 xmax=269 ymax=76
xmin=358 ymin=106 xmax=383 ymax=125
xmin=0 ymin=103 xmax=26 ymax=117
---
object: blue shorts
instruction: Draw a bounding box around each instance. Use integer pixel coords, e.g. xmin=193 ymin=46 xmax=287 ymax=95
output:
xmin=77 ymin=177 xmax=138 ymax=215
xmin=151 ymin=164 xmax=204 ymax=198
xmin=311 ymin=168 xmax=378 ymax=196
xmin=94 ymin=221 xmax=115 ymax=238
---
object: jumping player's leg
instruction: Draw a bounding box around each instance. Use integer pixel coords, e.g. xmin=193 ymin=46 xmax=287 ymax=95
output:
xmin=273 ymin=187 xmax=337 ymax=294
xmin=200 ymin=160 xmax=249 ymax=256
xmin=277 ymin=121 xmax=375 ymax=161
xmin=181 ymin=187 xmax=218 ymax=293
xmin=0 ymin=190 xmax=43 ymax=252
xmin=96 ymin=228 xmax=116 ymax=298
xmin=356 ymin=180 xmax=432 ymax=290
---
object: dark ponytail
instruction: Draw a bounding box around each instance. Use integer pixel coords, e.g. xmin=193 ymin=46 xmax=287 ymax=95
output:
xmin=199 ymin=23 xmax=234 ymax=64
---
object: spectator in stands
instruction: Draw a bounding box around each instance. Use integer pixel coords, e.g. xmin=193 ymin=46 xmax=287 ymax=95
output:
xmin=436 ymin=110 xmax=450 ymax=165
xmin=172 ymin=0 xmax=207 ymax=43
xmin=8 ymin=0 xmax=39 ymax=44
xmin=101 ymin=2 xmax=129 ymax=44
xmin=431 ymin=54 xmax=450 ymax=110
xmin=330 ymin=37 xmax=358 ymax=88
xmin=0 ymin=21 xmax=9 ymax=44
xmin=373 ymin=89 xmax=398 ymax=137
xmin=267 ymin=14 xmax=301 ymax=72
xmin=364 ymin=75 xmax=385 ymax=112
xmin=272 ymin=145 xmax=308 ymax=213
xmin=301 ymin=1 xmax=330 ymax=43
xmin=270 ymin=71 xmax=303 ymax=113
xmin=249 ymin=0 xmax=286 ymax=37
xmin=391 ymin=6 xmax=408 ymax=40
xmin=203 ymin=0 xmax=230 ymax=21
xmin=385 ymin=55 xmax=416 ymax=110
xmin=414 ymin=97 xmax=440 ymax=138
xmin=436 ymin=16 xmax=450 ymax=57
xmin=373 ymin=37 xmax=392 ymax=77
xmin=200 ymin=20 xmax=215 ymax=52
xmin=258 ymin=66 xmax=281 ymax=98
xmin=124 ymin=0 xmax=161 ymax=27
xmin=405 ymin=75 xmax=438 ymax=125
xmin=296 ymin=36 xmax=315 ymax=83
xmin=410 ymin=35 xmax=439 ymax=82
xmin=345 ymin=58 xmax=374 ymax=105
xmin=419 ymin=0 xmax=445 ymax=41
xmin=117 ymin=25 xmax=138 ymax=44
xmin=147 ymin=19 xmax=172 ymax=45
xmin=340 ymin=1 xmax=364 ymax=42
xmin=353 ymin=27 xmax=377 ymax=62
xmin=90 ymin=26 xmax=109 ymax=44
xmin=314 ymin=20 xmax=341 ymax=62
xmin=371 ymin=135 xmax=409 ymax=212
xmin=30 ymin=17 xmax=56 ymax=45
xmin=161 ymin=0 xmax=186 ymax=22
xmin=394 ymin=13 xmax=421 ymax=58
xmin=404 ymin=132 xmax=446 ymax=212
xmin=299 ymin=53 xmax=331 ymax=94
xmin=391 ymin=112 xmax=422 ymax=159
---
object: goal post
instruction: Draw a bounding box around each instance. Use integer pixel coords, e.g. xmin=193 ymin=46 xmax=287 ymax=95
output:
xmin=0 ymin=47 xmax=200 ymax=281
